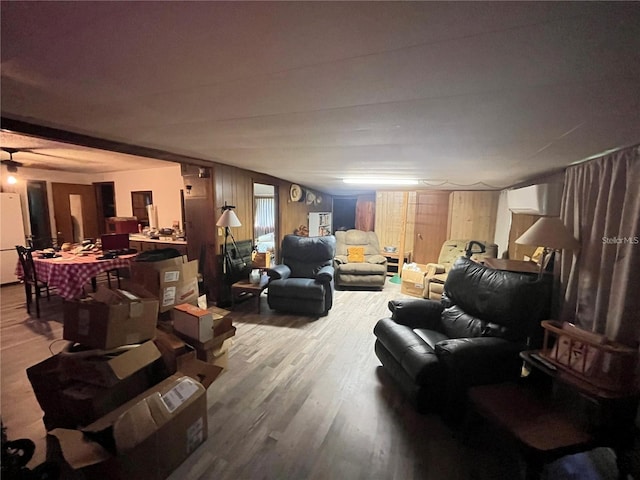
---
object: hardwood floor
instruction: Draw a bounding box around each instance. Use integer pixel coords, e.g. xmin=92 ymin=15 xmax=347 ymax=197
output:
xmin=0 ymin=280 xmax=623 ymax=479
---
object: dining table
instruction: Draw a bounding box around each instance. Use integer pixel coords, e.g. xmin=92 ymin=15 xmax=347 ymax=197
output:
xmin=15 ymin=251 xmax=136 ymax=301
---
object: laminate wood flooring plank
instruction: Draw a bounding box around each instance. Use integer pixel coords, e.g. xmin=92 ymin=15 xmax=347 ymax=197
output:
xmin=2 ymin=279 xmax=620 ymax=479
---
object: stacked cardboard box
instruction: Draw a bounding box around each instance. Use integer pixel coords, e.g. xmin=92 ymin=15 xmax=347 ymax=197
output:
xmin=130 ymin=255 xmax=199 ymax=313
xmin=27 ymin=284 xmax=222 ymax=478
xmin=400 ymin=263 xmax=429 ymax=297
xmin=171 ymin=303 xmax=236 ymax=369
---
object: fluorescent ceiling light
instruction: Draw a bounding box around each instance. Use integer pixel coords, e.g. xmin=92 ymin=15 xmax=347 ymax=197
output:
xmin=343 ymin=178 xmax=419 ymax=185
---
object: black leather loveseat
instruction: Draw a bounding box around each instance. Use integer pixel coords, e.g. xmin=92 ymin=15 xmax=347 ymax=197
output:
xmin=373 ymin=257 xmax=550 ymax=418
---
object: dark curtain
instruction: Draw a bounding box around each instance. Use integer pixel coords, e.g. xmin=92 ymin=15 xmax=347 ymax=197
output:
xmin=355 ymin=195 xmax=375 ymax=231
xmin=559 ymin=144 xmax=640 ymax=346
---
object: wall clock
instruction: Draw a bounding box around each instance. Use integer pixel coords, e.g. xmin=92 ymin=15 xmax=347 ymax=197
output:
xmin=290 ymin=184 xmax=303 ymax=202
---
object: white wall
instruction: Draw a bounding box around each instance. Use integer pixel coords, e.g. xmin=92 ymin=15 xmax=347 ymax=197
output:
xmin=94 ymin=165 xmax=183 ymax=229
xmin=1 ymin=163 xmax=183 ymax=243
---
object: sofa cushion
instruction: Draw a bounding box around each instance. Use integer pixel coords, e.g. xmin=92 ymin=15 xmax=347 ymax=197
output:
xmin=414 ymin=329 xmax=449 ymax=349
xmin=338 ymin=262 xmax=387 ymax=275
xmin=268 ymin=278 xmax=326 ymax=300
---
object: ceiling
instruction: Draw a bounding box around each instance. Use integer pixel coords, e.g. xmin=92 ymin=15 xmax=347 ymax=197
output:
xmin=1 ymin=2 xmax=639 ymax=195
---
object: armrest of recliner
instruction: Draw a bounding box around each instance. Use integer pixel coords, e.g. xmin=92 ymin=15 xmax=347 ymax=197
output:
xmin=268 ymin=264 xmax=291 ymax=280
xmin=366 ymin=254 xmax=387 ymax=264
xmin=434 ymin=337 xmax=524 ymax=384
xmin=316 ymin=265 xmax=334 ymax=283
xmin=334 ymin=255 xmax=348 ymax=265
xmin=425 ymin=263 xmax=446 ymax=276
xmin=387 ymin=298 xmax=444 ymax=329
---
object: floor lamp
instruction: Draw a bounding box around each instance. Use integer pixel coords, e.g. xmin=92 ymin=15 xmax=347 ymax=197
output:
xmin=216 ymin=202 xmax=242 ymax=276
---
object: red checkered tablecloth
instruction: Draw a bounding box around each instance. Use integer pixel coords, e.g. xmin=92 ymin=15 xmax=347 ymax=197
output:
xmin=15 ymin=252 xmax=136 ymax=300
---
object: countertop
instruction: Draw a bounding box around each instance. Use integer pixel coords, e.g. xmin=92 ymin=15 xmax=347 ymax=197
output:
xmin=129 ymin=234 xmax=187 ymax=245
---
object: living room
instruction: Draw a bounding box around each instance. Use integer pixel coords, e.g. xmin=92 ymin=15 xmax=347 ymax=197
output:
xmin=1 ymin=2 xmax=639 ymax=479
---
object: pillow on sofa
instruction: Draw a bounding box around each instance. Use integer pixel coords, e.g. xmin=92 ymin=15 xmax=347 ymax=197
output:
xmin=347 ymin=246 xmax=365 ymax=263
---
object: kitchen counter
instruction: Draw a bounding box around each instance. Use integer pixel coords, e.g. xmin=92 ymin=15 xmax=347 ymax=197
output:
xmin=129 ymin=235 xmax=188 ymax=256
xmin=129 ymin=234 xmax=187 ymax=245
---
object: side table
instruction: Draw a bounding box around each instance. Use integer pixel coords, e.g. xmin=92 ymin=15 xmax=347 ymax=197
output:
xmin=231 ymin=276 xmax=268 ymax=313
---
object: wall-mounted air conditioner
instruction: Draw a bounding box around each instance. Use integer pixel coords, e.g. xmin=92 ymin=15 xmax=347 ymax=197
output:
xmin=507 ymin=183 xmax=563 ymax=216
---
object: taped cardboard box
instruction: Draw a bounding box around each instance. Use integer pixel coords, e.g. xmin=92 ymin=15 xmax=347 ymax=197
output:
xmin=174 ymin=326 xmax=236 ymax=363
xmin=27 ymin=347 xmax=163 ymax=430
xmin=172 ymin=304 xmax=214 ymax=342
xmin=401 ymin=263 xmax=429 ymax=298
xmin=63 ymin=285 xmax=159 ymax=350
xmin=49 ymin=375 xmax=211 ymax=480
xmin=59 ymin=340 xmax=162 ymax=387
xmin=154 ymin=328 xmax=228 ymax=383
xmin=130 ymin=255 xmax=199 ymax=313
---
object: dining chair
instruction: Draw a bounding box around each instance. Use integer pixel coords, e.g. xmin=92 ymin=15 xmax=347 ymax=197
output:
xmin=15 ymin=245 xmax=53 ymax=318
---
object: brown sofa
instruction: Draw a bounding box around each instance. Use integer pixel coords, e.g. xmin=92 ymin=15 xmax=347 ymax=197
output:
xmin=334 ymin=230 xmax=387 ymax=289
xmin=423 ymin=239 xmax=498 ymax=300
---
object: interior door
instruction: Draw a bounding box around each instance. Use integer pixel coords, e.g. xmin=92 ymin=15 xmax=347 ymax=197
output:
xmin=26 ymin=180 xmax=53 ymax=249
xmin=412 ymin=192 xmax=450 ymax=264
xmin=52 ymin=183 xmax=99 ymax=243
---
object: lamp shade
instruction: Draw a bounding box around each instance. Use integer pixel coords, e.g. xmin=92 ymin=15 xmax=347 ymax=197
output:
xmin=216 ymin=209 xmax=242 ymax=228
xmin=515 ymin=217 xmax=579 ymax=251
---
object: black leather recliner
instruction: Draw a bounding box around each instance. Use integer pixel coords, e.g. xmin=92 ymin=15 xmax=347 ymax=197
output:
xmin=267 ymin=235 xmax=336 ymax=316
xmin=373 ymin=257 xmax=550 ymax=418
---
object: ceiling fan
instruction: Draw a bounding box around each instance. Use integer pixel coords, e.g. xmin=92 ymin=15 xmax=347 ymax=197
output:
xmin=1 ymin=147 xmax=24 ymax=172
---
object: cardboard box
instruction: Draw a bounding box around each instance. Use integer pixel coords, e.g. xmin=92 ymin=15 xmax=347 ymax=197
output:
xmin=27 ymin=348 xmax=164 ymax=430
xmin=153 ymin=328 xmax=224 ymax=387
xmin=401 ymin=263 xmax=429 ymax=298
xmin=174 ymin=326 xmax=236 ymax=363
xmin=205 ymin=338 xmax=233 ymax=368
xmin=252 ymin=252 xmax=271 ymax=268
xmin=59 ymin=340 xmax=162 ymax=387
xmin=63 ymin=285 xmax=159 ymax=350
xmin=27 ymin=355 xmax=74 ymax=430
xmin=59 ymin=366 xmax=158 ymax=427
xmin=50 ymin=375 xmax=211 ymax=480
xmin=130 ymin=256 xmax=199 ymax=313
xmin=172 ymin=304 xmax=214 ymax=342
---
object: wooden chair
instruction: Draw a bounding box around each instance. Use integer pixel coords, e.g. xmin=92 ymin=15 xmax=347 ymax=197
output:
xmin=15 ymin=245 xmax=52 ymax=318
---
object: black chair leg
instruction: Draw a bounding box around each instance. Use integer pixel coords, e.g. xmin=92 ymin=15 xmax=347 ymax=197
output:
xmin=35 ymin=287 xmax=41 ymax=318
xmin=24 ymin=284 xmax=32 ymax=314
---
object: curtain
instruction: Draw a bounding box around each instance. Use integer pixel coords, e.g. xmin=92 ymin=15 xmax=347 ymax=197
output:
xmin=355 ymin=195 xmax=375 ymax=231
xmin=559 ymin=144 xmax=640 ymax=346
xmin=254 ymin=197 xmax=275 ymax=238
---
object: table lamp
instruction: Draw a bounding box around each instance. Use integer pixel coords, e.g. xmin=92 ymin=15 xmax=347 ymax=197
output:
xmin=515 ymin=217 xmax=580 ymax=277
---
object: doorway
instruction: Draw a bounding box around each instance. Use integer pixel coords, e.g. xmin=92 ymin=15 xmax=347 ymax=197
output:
xmin=131 ymin=191 xmax=153 ymax=227
xmin=26 ymin=180 xmax=53 ymax=249
xmin=253 ymin=183 xmax=277 ymax=261
xmin=52 ymin=183 xmax=99 ymax=243
xmin=413 ymin=192 xmax=450 ymax=264
xmin=94 ymin=181 xmax=115 ymax=235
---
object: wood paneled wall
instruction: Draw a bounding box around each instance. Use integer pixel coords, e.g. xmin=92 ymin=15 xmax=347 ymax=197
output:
xmin=448 ymin=191 xmax=500 ymax=242
xmin=183 ymin=162 xmax=333 ymax=303
xmin=374 ymin=191 xmax=416 ymax=252
xmin=508 ymin=213 xmax=540 ymax=260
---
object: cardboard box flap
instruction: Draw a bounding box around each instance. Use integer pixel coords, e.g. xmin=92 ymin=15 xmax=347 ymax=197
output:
xmin=49 ymin=428 xmax=111 ymax=469
xmin=51 ymin=375 xmax=204 ymax=469
xmin=103 ymin=341 xmax=162 ymax=381
xmin=112 ymin=398 xmax=159 ymax=452
xmin=176 ymin=355 xmax=223 ymax=389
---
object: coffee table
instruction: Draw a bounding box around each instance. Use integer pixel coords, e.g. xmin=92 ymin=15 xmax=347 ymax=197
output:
xmin=231 ymin=276 xmax=268 ymax=313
